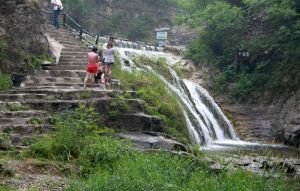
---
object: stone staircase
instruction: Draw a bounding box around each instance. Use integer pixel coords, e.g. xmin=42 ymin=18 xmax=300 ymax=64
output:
xmin=0 ymin=24 xmax=163 ymax=151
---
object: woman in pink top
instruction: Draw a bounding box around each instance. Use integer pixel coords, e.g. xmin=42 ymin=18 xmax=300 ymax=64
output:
xmin=84 ymin=46 xmax=99 ymax=88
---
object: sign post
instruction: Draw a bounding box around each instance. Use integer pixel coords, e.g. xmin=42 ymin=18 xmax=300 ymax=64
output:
xmin=155 ymin=28 xmax=170 ymax=47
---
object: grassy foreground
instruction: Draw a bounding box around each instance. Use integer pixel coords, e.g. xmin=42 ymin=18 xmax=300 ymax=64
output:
xmin=25 ymin=106 xmax=299 ymax=191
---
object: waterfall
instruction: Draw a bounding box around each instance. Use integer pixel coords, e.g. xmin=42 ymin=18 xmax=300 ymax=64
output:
xmin=116 ymin=48 xmax=240 ymax=146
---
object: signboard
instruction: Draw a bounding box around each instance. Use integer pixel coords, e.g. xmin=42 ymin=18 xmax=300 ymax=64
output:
xmin=156 ymin=31 xmax=168 ymax=40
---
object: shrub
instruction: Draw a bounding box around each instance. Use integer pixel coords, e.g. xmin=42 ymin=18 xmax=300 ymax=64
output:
xmin=78 ymin=136 xmax=130 ymax=176
xmin=0 ymin=74 xmax=12 ymax=91
xmin=28 ymin=105 xmax=99 ymax=161
xmin=181 ymin=0 xmax=300 ymax=99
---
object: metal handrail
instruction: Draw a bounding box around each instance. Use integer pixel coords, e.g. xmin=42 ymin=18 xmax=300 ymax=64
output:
xmin=40 ymin=9 xmax=158 ymax=50
xmin=41 ymin=9 xmax=96 ymax=46
xmin=65 ymin=14 xmax=82 ymax=28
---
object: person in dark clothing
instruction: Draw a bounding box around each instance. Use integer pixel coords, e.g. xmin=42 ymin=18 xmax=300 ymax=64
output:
xmin=51 ymin=0 xmax=63 ymax=29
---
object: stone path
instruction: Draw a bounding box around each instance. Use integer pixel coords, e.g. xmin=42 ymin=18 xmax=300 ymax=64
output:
xmin=0 ymin=24 xmax=183 ymax=190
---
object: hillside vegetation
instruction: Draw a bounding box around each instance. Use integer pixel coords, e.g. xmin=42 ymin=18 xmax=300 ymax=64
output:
xmin=62 ymin=0 xmax=178 ymax=42
xmin=175 ymin=0 xmax=300 ymax=100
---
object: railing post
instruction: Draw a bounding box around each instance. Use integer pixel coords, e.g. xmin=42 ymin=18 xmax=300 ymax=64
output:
xmin=95 ymin=34 xmax=99 ymax=45
xmin=79 ymin=27 xmax=83 ymax=40
xmin=62 ymin=14 xmax=66 ymax=28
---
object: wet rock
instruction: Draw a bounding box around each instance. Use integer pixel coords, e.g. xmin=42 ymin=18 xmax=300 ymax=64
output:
xmin=220 ymin=155 xmax=300 ymax=177
xmin=112 ymin=113 xmax=164 ymax=132
xmin=277 ymin=162 xmax=296 ymax=174
xmin=260 ymin=161 xmax=271 ymax=170
xmin=284 ymin=123 xmax=300 ymax=148
xmin=163 ymin=46 xmax=181 ymax=56
xmin=15 ymin=0 xmax=25 ymax=4
xmin=118 ymin=132 xmax=187 ymax=152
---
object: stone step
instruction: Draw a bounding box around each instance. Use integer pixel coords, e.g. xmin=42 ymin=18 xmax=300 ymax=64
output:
xmin=60 ymin=54 xmax=88 ymax=59
xmin=59 ymin=58 xmax=87 ymax=62
xmin=58 ymin=40 xmax=84 ymax=46
xmin=23 ymin=77 xmax=83 ymax=84
xmin=0 ymin=89 xmax=127 ymax=101
xmin=0 ymin=124 xmax=53 ymax=135
xmin=50 ymin=35 xmax=82 ymax=44
xmin=0 ymin=117 xmax=49 ymax=126
xmin=62 ymin=47 xmax=91 ymax=52
xmin=47 ymin=29 xmax=76 ymax=35
xmin=0 ymin=110 xmax=47 ymax=118
xmin=32 ymin=70 xmax=85 ymax=78
xmin=105 ymin=113 xmax=163 ymax=132
xmin=3 ymin=97 xmax=145 ymax=113
xmin=23 ymin=83 xmax=90 ymax=88
xmin=43 ymin=65 xmax=87 ymax=70
xmin=57 ymin=40 xmax=84 ymax=46
xmin=57 ymin=61 xmax=87 ymax=66
xmin=8 ymin=133 xmax=49 ymax=147
xmin=17 ymin=85 xmax=85 ymax=90
xmin=48 ymin=34 xmax=78 ymax=41
xmin=0 ymin=94 xmax=47 ymax=102
xmin=62 ymin=44 xmax=90 ymax=49
xmin=47 ymin=31 xmax=74 ymax=37
xmin=22 ymin=82 xmax=121 ymax=91
xmin=0 ymin=88 xmax=120 ymax=95
xmin=59 ymin=56 xmax=87 ymax=60
xmin=59 ymin=58 xmax=87 ymax=63
xmin=53 ymin=36 xmax=80 ymax=40
xmin=61 ymin=51 xmax=89 ymax=55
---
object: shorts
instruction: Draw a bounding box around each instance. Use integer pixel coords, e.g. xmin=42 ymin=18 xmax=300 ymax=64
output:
xmin=104 ymin=62 xmax=114 ymax=65
xmin=86 ymin=64 xmax=98 ymax=73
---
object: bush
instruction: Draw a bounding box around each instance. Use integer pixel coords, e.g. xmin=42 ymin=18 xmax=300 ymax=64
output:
xmin=0 ymin=74 xmax=12 ymax=91
xmin=28 ymin=105 xmax=99 ymax=161
xmin=181 ymin=0 xmax=300 ymax=99
xmin=78 ymin=136 xmax=130 ymax=176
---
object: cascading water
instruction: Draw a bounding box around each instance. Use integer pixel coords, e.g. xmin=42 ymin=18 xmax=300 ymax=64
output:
xmin=116 ymin=47 xmax=239 ymax=146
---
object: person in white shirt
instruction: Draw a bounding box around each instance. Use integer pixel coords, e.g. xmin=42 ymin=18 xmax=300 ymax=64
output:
xmin=103 ymin=38 xmax=115 ymax=83
xmin=51 ymin=0 xmax=63 ymax=29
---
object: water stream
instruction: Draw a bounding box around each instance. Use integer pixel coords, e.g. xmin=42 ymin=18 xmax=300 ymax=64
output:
xmin=115 ymin=47 xmax=300 ymax=158
xmin=117 ymin=48 xmax=239 ymax=145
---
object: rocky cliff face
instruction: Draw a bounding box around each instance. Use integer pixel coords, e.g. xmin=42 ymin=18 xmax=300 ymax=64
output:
xmin=215 ymin=92 xmax=300 ymax=148
xmin=0 ymin=0 xmax=48 ymax=74
xmin=188 ymin=63 xmax=300 ymax=148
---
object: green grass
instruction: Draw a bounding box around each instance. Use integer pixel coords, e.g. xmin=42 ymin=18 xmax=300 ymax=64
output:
xmin=0 ymin=186 xmax=16 ymax=191
xmin=24 ymin=105 xmax=300 ymax=191
xmin=171 ymin=64 xmax=193 ymax=79
xmin=79 ymin=91 xmax=92 ymax=99
xmin=0 ymin=74 xmax=12 ymax=91
xmin=6 ymin=102 xmax=28 ymax=111
xmin=66 ymin=152 xmax=300 ymax=191
xmin=132 ymin=56 xmax=173 ymax=81
xmin=29 ymin=117 xmax=45 ymax=125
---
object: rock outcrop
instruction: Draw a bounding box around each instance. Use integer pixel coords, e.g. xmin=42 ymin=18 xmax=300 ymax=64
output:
xmin=215 ymin=90 xmax=300 ymax=148
xmin=0 ymin=0 xmax=48 ymax=74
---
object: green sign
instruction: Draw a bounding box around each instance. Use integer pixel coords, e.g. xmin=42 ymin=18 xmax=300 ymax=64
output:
xmin=156 ymin=31 xmax=168 ymax=40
